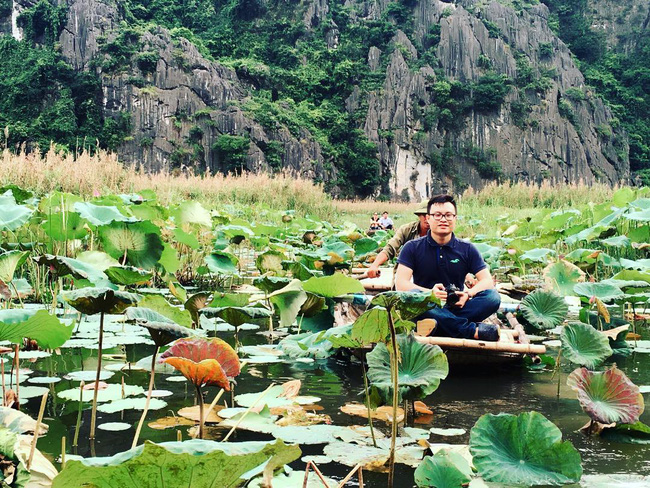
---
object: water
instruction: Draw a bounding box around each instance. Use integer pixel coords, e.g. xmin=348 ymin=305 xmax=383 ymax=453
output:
xmin=16 ymin=317 xmax=650 ymax=486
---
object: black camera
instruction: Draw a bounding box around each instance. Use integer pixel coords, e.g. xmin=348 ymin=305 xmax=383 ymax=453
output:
xmin=445 ymin=284 xmax=460 ymax=307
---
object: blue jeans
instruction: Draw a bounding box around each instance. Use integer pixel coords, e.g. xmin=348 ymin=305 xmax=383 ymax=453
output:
xmin=417 ymin=289 xmax=501 ymax=339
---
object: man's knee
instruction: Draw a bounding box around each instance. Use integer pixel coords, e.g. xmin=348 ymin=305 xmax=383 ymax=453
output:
xmin=475 ymin=288 xmax=501 ymax=313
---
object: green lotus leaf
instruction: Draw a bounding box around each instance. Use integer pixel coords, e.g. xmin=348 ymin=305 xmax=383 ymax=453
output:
xmin=185 ymin=292 xmax=211 ymax=327
xmin=41 ymin=211 xmax=89 ymax=242
xmin=52 ymin=439 xmax=300 ymax=488
xmin=173 ymin=228 xmax=200 ymax=249
xmin=560 ymin=322 xmax=613 ymax=368
xmin=600 ymin=421 xmax=650 ymax=444
xmin=0 ymin=250 xmax=29 ymax=283
xmin=57 ymin=383 xmax=144 ymax=403
xmin=628 ymin=225 xmax=650 ymax=243
xmin=283 ymin=261 xmax=318 ymax=280
xmin=138 ymin=294 xmax=193 ymax=328
xmin=205 ymin=251 xmax=239 ymax=275
xmin=278 ymin=331 xmax=334 ymax=359
xmin=74 ymin=202 xmax=136 ymax=226
xmin=253 ymin=276 xmax=292 ymax=293
xmin=208 ymin=292 xmax=251 ymax=308
xmin=39 ymin=191 xmax=82 ymax=213
xmin=201 ymin=306 xmax=272 ymax=327
xmin=624 ymin=208 xmax=650 ymax=222
xmin=159 ymin=242 xmax=180 ymax=274
xmin=0 ymin=199 xmax=34 ymax=231
xmin=268 ymin=279 xmax=308 ymax=328
xmin=352 ymin=308 xmax=389 ymax=345
xmin=170 ymin=201 xmax=212 ymax=227
xmin=520 ymin=248 xmax=556 ymax=263
xmin=299 ymin=292 xmax=326 ymax=317
xmin=540 ymin=209 xmax=581 ymax=231
xmin=612 ymin=187 xmax=637 ymax=207
xmin=0 ymin=309 xmax=73 ymax=349
xmin=608 ymin=325 xmax=632 ymax=357
xmin=125 ymin=307 xmax=193 ymax=347
xmin=371 ymin=291 xmax=437 ymax=321
xmin=98 ymin=220 xmax=164 ymax=270
xmin=543 ymin=260 xmax=585 ymax=296
xmin=62 ymin=287 xmax=140 ymax=315
xmin=256 ymin=250 xmax=286 ymax=275
xmin=573 ymin=282 xmax=624 ymax=302
xmin=105 ymin=266 xmax=153 ymax=285
xmin=469 ymin=411 xmax=582 ymax=486
xmin=97 ymin=398 xmax=167 ymax=414
xmin=601 ymin=235 xmax=631 ymax=248
xmin=474 ymin=242 xmax=503 ymax=264
xmin=0 ymin=186 xmax=32 ymax=204
xmin=611 ymin=269 xmax=650 ymax=283
xmin=414 ymin=450 xmax=472 ymax=488
xmin=367 ymin=334 xmax=448 ymax=402
xmin=33 ymin=254 xmax=116 ymax=289
xmin=125 ymin=307 xmax=174 ymax=324
xmin=567 ymin=366 xmax=644 ymax=424
xmin=519 ymin=290 xmax=568 ymax=330
xmin=302 ymin=274 xmax=364 ymax=298
xmin=353 ymin=237 xmax=379 ymax=258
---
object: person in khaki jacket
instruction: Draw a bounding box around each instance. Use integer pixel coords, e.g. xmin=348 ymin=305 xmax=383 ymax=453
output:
xmin=366 ymin=202 xmax=430 ymax=279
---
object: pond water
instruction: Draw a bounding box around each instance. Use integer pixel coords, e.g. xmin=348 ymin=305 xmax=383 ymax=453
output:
xmin=14 ymin=308 xmax=650 ymax=487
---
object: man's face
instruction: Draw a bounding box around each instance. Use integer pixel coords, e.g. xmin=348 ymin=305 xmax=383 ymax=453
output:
xmin=426 ymin=202 xmax=457 ymax=236
xmin=418 ymin=214 xmax=430 ymax=230
xmin=382 ymin=212 xmax=388 ymax=217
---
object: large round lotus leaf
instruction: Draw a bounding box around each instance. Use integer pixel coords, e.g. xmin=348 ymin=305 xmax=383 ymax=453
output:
xmin=170 ymin=201 xmax=212 ymax=227
xmin=62 ymin=287 xmax=141 ymax=315
xmin=208 ymin=292 xmax=250 ymax=308
xmin=302 ymin=274 xmax=364 ymax=297
xmin=278 ymin=331 xmax=334 ymax=359
xmin=74 ymin=201 xmax=136 ymax=226
xmin=353 ymin=237 xmax=379 ymax=258
xmin=201 ymin=306 xmax=272 ymax=327
xmin=414 ymin=450 xmax=472 ymax=488
xmin=57 ymin=384 xmax=144 ymax=403
xmin=97 ymin=397 xmax=167 ymax=414
xmin=543 ymin=260 xmax=585 ymax=296
xmin=0 ymin=200 xmax=33 ymax=231
xmin=0 ymin=251 xmax=29 ymax=283
xmin=469 ymin=411 xmax=582 ymax=486
xmin=0 ymin=309 xmax=74 ymax=349
xmin=253 ymin=276 xmax=292 ymax=293
xmin=249 ymin=470 xmax=337 ymax=488
xmin=352 ymin=308 xmax=389 ymax=345
xmin=371 ymin=291 xmax=436 ymax=320
xmin=567 ymin=366 xmax=644 ymax=424
xmin=137 ymin=320 xmax=193 ymax=347
xmin=624 ymin=208 xmax=650 ymax=222
xmin=600 ymin=421 xmax=650 ymax=444
xmin=41 ymin=211 xmax=89 ymax=242
xmin=105 ymin=266 xmax=153 ymax=286
xmin=519 ymin=290 xmax=568 ymax=330
xmin=159 ymin=337 xmax=240 ymax=389
xmin=268 ymin=280 xmax=307 ymax=328
xmin=33 ymin=254 xmax=115 ymax=289
xmin=255 ymin=251 xmax=285 ymax=274
xmin=75 ymin=251 xmax=120 ymax=271
xmin=98 ymin=220 xmax=164 ymax=270
xmin=573 ymin=282 xmax=624 ymax=302
xmin=560 ymin=322 xmax=612 ymax=368
xmin=601 ymin=235 xmax=631 ymax=248
xmin=367 ymin=334 xmax=448 ymax=402
xmin=520 ymin=248 xmax=556 ymax=263
xmin=137 ymin=294 xmax=192 ymax=328
xmin=205 ymin=251 xmax=239 ymax=276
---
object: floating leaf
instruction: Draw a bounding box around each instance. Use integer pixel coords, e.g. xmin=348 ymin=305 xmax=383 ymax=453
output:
xmin=560 ymin=322 xmax=613 ymax=368
xmin=600 ymin=421 xmax=650 ymax=444
xmin=414 ymin=450 xmax=472 ymax=488
xmin=97 ymin=398 xmax=167 ymax=414
xmin=567 ymin=366 xmax=644 ymax=424
xmin=367 ymin=334 xmax=449 ymax=402
xmin=469 ymin=411 xmax=582 ymax=485
xmin=302 ymin=274 xmax=364 ymax=297
xmin=519 ymin=290 xmax=568 ymax=330
xmin=160 ymin=337 xmax=241 ymax=389
xmin=574 ymin=282 xmax=624 ymax=302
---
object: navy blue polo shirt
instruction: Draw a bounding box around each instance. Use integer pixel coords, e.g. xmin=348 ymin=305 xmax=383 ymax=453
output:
xmin=397 ymin=233 xmax=486 ymax=289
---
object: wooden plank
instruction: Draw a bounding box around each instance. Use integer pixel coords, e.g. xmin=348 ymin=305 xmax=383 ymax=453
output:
xmin=415 ymin=335 xmax=546 ymax=355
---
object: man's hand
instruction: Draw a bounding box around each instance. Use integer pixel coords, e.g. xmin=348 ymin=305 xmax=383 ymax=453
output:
xmin=432 ymin=283 xmax=447 ymax=301
xmin=454 ymin=291 xmax=469 ymax=308
xmin=367 ymin=266 xmax=381 ymax=279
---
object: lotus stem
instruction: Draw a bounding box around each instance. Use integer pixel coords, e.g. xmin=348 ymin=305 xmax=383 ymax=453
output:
xmin=73 ymin=381 xmax=84 ymax=447
xmin=386 ymin=308 xmax=399 ymax=488
xmin=361 ymin=361 xmax=377 ymax=448
xmin=1 ymin=356 xmax=5 ymax=406
xmin=222 ymin=382 xmax=275 ymax=443
xmin=61 ymin=436 xmax=66 ymax=468
xmin=338 ymin=464 xmax=363 ymax=487
xmin=27 ymin=391 xmax=48 ymax=470
xmin=303 ymin=461 xmax=330 ymax=487
xmin=131 ymin=345 xmax=160 ymax=449
xmin=196 ymin=385 xmax=205 ymax=439
xmin=14 ymin=344 xmax=19 ymax=410
xmin=89 ymin=312 xmax=105 ymax=440
xmin=556 ymin=349 xmax=562 ymax=399
xmin=203 ymin=388 xmax=225 ymax=424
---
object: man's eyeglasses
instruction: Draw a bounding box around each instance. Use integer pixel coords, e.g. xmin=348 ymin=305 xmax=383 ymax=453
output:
xmin=428 ymin=212 xmax=456 ymax=221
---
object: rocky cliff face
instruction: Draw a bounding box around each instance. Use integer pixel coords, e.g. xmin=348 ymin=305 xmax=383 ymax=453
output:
xmin=588 ymin=0 xmax=649 ymax=53
xmin=4 ymin=0 xmax=635 ymax=196
xmin=54 ymin=0 xmax=328 ymax=180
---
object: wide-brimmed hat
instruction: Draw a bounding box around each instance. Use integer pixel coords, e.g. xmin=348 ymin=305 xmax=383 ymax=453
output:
xmin=414 ymin=199 xmax=429 ymax=215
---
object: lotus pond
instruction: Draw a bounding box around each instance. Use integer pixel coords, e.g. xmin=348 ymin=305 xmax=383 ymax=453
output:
xmin=0 ymin=184 xmax=649 ymax=487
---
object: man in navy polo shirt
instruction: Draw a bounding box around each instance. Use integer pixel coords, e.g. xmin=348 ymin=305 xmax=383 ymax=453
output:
xmin=395 ymin=194 xmax=501 ymax=341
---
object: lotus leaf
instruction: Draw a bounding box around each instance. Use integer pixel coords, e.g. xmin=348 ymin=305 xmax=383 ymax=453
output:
xmin=302 ymin=274 xmax=364 ymax=297
xmin=520 ymin=248 xmax=556 ymax=263
xmin=105 ymin=266 xmax=153 ymax=285
xmin=208 ymin=292 xmax=250 ymax=308
xmin=74 ymin=202 xmax=136 ymax=226
xmin=205 ymin=251 xmax=239 ymax=275
xmin=278 ymin=331 xmax=334 ymax=359
xmin=256 ymin=250 xmax=286 ymax=274
xmin=561 ymin=322 xmax=613 ymax=368
xmin=160 ymin=337 xmax=240 ymax=389
xmin=0 ymin=200 xmax=33 ymax=231
xmin=98 ymin=221 xmax=164 ymax=270
xmin=414 ymin=450 xmax=472 ymax=488
xmin=249 ymin=470 xmax=337 ymax=488
xmin=354 ymin=237 xmax=379 ymax=258
xmin=519 ymin=290 xmax=568 ymax=330
xmin=601 ymin=235 xmax=631 ymax=248
xmin=138 ymin=294 xmax=193 ymax=328
xmin=51 ymin=439 xmax=301 ymax=488
xmin=62 ymin=287 xmax=140 ymax=315
xmin=352 ymin=307 xmax=389 ymax=345
xmin=367 ymin=334 xmax=448 ymax=402
xmin=322 ymin=440 xmax=426 ymax=468
xmin=0 ymin=309 xmax=73 ymax=349
xmin=173 ymin=227 xmax=200 ymax=249
xmin=41 ymin=211 xmax=89 ymax=242
xmin=600 ymin=421 xmax=650 ymax=444
xmin=268 ymin=279 xmax=308 ymax=328
xmin=567 ymin=366 xmax=644 ymax=424
xmin=171 ymin=201 xmax=212 ymax=227
xmin=34 ymin=254 xmax=115 ymax=289
xmin=253 ymin=276 xmax=292 ymax=293
xmin=137 ymin=320 xmax=193 ymax=347
xmin=543 ymin=260 xmax=585 ymax=296
xmin=57 ymin=384 xmax=144 ymax=403
xmin=201 ymin=306 xmax=272 ymax=328
xmin=97 ymin=398 xmax=167 ymax=414
xmin=611 ymin=269 xmax=650 ymax=283
xmin=371 ymin=291 xmax=436 ymax=320
xmin=469 ymin=411 xmax=582 ymax=485
xmin=573 ymin=282 xmax=624 ymax=302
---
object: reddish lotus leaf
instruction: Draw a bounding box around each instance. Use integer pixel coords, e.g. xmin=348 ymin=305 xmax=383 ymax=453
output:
xmin=567 ymin=366 xmax=645 ymax=425
xmin=160 ymin=337 xmax=240 ymax=389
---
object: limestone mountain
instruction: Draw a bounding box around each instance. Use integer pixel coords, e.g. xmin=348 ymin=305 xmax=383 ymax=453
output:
xmin=1 ymin=0 xmax=647 ymax=198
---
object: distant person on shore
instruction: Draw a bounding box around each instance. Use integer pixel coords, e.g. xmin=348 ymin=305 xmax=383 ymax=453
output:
xmin=378 ymin=211 xmax=394 ymax=230
xmin=366 ymin=202 xmax=429 ymax=278
xmin=369 ymin=212 xmax=382 ymax=231
xmin=395 ymin=194 xmax=500 ymax=341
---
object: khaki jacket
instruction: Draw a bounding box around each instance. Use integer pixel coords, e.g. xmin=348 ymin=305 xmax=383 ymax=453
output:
xmin=382 ymin=220 xmax=423 ymax=260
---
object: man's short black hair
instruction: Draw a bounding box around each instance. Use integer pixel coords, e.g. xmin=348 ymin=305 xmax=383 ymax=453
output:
xmin=382 ymin=211 xmax=388 ymax=215
xmin=427 ymin=194 xmax=457 ymax=214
